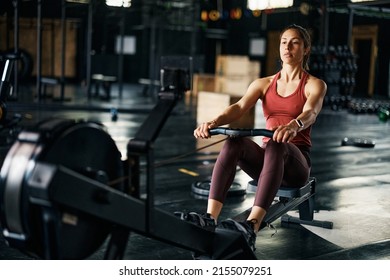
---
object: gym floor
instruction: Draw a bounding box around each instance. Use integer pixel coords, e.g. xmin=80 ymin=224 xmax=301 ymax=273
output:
xmin=0 ymin=83 xmax=389 ymax=260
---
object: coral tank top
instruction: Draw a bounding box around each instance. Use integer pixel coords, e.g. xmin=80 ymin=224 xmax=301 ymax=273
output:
xmin=262 ymin=71 xmax=312 ymax=147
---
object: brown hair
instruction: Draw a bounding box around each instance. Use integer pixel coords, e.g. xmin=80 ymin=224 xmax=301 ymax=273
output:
xmin=280 ymin=24 xmax=311 ymax=70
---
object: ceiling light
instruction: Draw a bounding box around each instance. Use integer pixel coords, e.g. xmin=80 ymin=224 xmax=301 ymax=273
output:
xmin=247 ymin=0 xmax=294 ymax=10
xmin=106 ymin=0 xmax=131 ymax=8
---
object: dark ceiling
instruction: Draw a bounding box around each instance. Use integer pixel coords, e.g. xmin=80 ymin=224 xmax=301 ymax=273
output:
xmin=1 ymin=0 xmax=390 ymax=20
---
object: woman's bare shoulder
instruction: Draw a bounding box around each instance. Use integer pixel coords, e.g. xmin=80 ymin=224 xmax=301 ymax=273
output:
xmin=256 ymin=74 xmax=276 ymax=83
xmin=250 ymin=74 xmax=276 ymax=90
xmin=306 ymin=74 xmax=327 ymax=95
xmin=307 ymin=74 xmax=326 ymax=87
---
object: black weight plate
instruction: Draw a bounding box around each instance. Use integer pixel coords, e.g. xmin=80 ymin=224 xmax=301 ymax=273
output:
xmin=341 ymin=137 xmax=375 ymax=148
xmin=247 ymin=180 xmax=258 ymax=193
xmin=191 ymin=180 xmax=246 ymax=198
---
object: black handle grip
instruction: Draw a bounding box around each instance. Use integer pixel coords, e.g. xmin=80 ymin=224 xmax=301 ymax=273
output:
xmin=209 ymin=127 xmax=274 ymax=138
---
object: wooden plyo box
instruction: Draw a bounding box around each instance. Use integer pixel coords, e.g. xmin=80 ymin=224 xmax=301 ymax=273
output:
xmin=196 ymin=91 xmax=255 ymax=129
xmin=214 ymin=75 xmax=252 ymax=97
xmin=215 ymin=55 xmax=251 ymax=76
xmin=215 ymin=55 xmax=261 ymax=77
xmin=192 ymin=74 xmax=216 ymax=96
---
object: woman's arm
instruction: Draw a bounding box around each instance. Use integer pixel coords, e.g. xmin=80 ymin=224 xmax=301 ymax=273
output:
xmin=194 ymin=77 xmax=271 ymax=139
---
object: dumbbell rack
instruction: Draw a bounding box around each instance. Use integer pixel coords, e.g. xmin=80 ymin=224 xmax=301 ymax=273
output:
xmin=310 ymin=45 xmax=358 ymax=110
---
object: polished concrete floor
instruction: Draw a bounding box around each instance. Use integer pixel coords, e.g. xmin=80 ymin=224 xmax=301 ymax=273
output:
xmin=0 ymin=83 xmax=389 ymax=260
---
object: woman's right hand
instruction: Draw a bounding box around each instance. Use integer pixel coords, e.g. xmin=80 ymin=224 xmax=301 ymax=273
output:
xmin=193 ymin=120 xmax=218 ymax=139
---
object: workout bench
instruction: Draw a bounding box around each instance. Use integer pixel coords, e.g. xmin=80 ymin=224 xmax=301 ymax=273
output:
xmin=91 ymin=74 xmax=117 ymax=100
xmin=40 ymin=76 xmax=59 ymax=98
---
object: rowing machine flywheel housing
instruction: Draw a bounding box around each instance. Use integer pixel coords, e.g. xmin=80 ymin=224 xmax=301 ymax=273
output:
xmin=0 ymin=118 xmax=123 ymax=259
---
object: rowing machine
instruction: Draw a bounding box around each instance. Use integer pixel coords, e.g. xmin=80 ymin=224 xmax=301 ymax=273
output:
xmin=0 ymin=69 xmax=256 ymax=260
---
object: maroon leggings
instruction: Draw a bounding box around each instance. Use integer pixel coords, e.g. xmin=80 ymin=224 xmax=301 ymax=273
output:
xmin=209 ymin=138 xmax=311 ymax=210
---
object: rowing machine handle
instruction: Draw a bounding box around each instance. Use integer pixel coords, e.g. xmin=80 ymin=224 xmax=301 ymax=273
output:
xmin=209 ymin=127 xmax=274 ymax=138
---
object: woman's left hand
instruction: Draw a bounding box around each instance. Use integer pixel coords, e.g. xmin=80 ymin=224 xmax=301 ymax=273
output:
xmin=272 ymin=124 xmax=298 ymax=143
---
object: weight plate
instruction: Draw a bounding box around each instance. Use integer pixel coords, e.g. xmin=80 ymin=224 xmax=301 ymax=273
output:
xmin=247 ymin=180 xmax=258 ymax=193
xmin=341 ymin=137 xmax=375 ymax=148
xmin=191 ymin=180 xmax=246 ymax=198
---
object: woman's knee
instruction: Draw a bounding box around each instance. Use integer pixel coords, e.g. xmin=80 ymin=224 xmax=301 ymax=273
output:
xmin=264 ymin=139 xmax=287 ymax=156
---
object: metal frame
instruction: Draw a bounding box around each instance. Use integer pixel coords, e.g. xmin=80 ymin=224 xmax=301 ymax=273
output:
xmin=239 ymin=178 xmax=333 ymax=230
